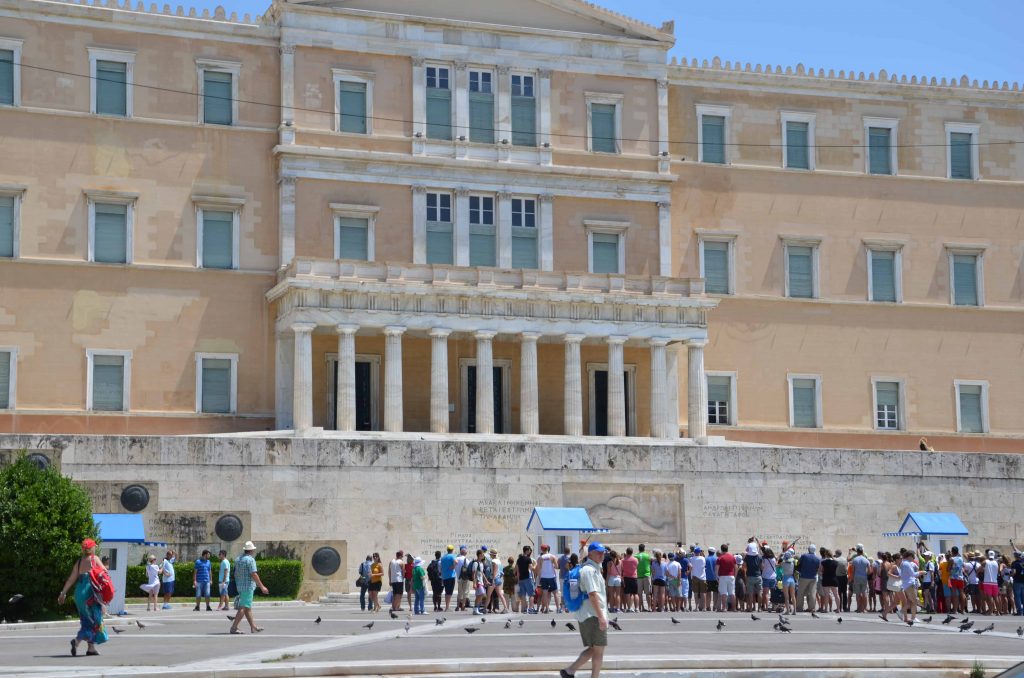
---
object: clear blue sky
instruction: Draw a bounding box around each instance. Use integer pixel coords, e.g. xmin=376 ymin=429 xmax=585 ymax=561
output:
xmin=204 ymin=0 xmax=1022 ymax=85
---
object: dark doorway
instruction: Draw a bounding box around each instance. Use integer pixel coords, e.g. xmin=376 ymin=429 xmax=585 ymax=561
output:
xmin=593 ymin=369 xmax=630 ymax=436
xmin=330 ymin=360 xmax=374 ymax=430
xmin=467 ymin=365 xmax=504 ymax=433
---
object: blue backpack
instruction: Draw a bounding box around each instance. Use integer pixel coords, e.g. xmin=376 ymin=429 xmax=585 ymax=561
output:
xmin=562 ymin=564 xmax=587 ymax=612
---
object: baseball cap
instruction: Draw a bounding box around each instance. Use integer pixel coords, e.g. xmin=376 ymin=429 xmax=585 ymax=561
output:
xmin=855 ymin=543 xmax=864 ymax=551
xmin=746 ymin=543 xmax=759 ymax=556
xmin=587 ymin=542 xmax=607 ymax=553
xmin=481 ymin=545 xmax=488 ymax=552
xmin=694 ymin=546 xmax=702 ymax=553
xmin=81 ymin=538 xmax=97 ymax=550
xmin=708 ymin=547 xmax=716 ymax=553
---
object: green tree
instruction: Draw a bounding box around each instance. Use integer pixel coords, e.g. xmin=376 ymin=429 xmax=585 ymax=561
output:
xmin=0 ymin=455 xmax=97 ymax=620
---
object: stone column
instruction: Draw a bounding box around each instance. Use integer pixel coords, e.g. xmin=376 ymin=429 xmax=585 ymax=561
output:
xmin=656 ymin=78 xmax=669 ymax=173
xmin=657 ymin=200 xmax=672 ymax=277
xmin=292 ymin=322 xmax=316 ymax=433
xmin=279 ymin=45 xmax=296 ymax=144
xmin=411 ymin=185 xmax=427 ymax=264
xmin=335 ymin=324 xmax=358 ymax=432
xmin=383 ymin=326 xmax=406 ymax=433
xmin=411 ymin=57 xmax=426 ymax=153
xmin=687 ymin=338 xmax=709 ymax=445
xmin=538 ymin=68 xmax=553 ymax=165
xmin=665 ymin=343 xmax=681 ymax=439
xmin=475 ymin=330 xmax=497 ymax=434
xmin=497 ymin=192 xmax=512 ymax=269
xmin=274 ymin=332 xmax=294 ymax=430
xmin=278 ymin=176 xmax=296 ymax=268
xmin=496 ymin=66 xmax=511 ymax=144
xmin=563 ymin=334 xmax=585 ymax=437
xmin=649 ymin=337 xmax=668 ymax=438
xmin=454 ymin=188 xmax=470 ymax=267
xmin=520 ymin=332 xmax=540 ymax=435
xmin=429 ymin=328 xmax=451 ymax=434
xmin=607 ymin=336 xmax=627 ymax=437
xmin=538 ymin=194 xmax=554 ymax=271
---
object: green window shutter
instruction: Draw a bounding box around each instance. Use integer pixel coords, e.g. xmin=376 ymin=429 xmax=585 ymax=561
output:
xmin=949 ymin=132 xmax=973 ymax=179
xmin=953 ymin=254 xmax=978 ymax=305
xmin=591 ymin=233 xmax=619 ymax=273
xmin=469 ymin=230 xmax=496 ymax=267
xmin=870 ymin=250 xmax=896 ymax=302
xmin=92 ymin=355 xmax=125 ymax=411
xmin=0 ymin=50 xmax=13 ymax=106
xmin=787 ymin=245 xmax=813 ymax=298
xmin=426 ymin=88 xmax=451 ymax=140
xmin=426 ymin=224 xmax=453 ymax=265
xmin=338 ymin=81 xmax=367 ymax=134
xmin=0 ymin=195 xmax=13 ymax=257
xmin=201 ymin=210 xmax=233 ymax=269
xmin=469 ymin=92 xmax=494 ymax=143
xmin=868 ymin=127 xmax=892 ymax=175
xmin=791 ymin=378 xmax=817 ymax=428
xmin=707 ymin=375 xmax=731 ymax=405
xmin=93 ymin=203 xmax=128 ymax=264
xmin=203 ymin=70 xmax=233 ymax=125
xmin=958 ymin=385 xmax=983 ymax=433
xmin=701 ymin=115 xmax=725 ymax=163
xmin=511 ymin=96 xmax=536 ymax=146
xmin=0 ymin=351 xmax=9 ymax=409
xmin=786 ymin=121 xmax=809 ymax=169
xmin=201 ymin=357 xmax=232 ymax=413
xmin=702 ymin=241 xmax=730 ymax=294
xmin=95 ymin=60 xmax=127 ymax=116
xmin=338 ymin=217 xmax=369 ymax=260
xmin=590 ymin=104 xmax=616 ymax=153
xmin=511 ymin=228 xmax=537 ymax=269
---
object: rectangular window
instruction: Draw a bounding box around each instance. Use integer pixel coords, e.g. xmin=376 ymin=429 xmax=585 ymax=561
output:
xmin=468 ymin=70 xmax=494 ymax=143
xmin=202 ymin=69 xmax=233 ymax=125
xmin=707 ymin=374 xmax=733 ymax=425
xmin=868 ymin=127 xmax=892 ymax=175
xmin=511 ymin=198 xmax=537 ymax=269
xmin=511 ymin=74 xmax=536 ymax=147
xmin=590 ymin=232 xmax=620 ymax=274
xmin=786 ymin=244 xmax=815 ymax=298
xmin=425 ymin=192 xmax=453 ymax=265
xmin=426 ymin=66 xmax=452 ymax=141
xmin=0 ymin=349 xmax=12 ymax=409
xmin=0 ymin=195 xmax=13 ymax=258
xmin=952 ymin=253 xmax=979 ymax=306
xmin=338 ymin=80 xmax=367 ymax=134
xmin=198 ymin=356 xmax=235 ymax=414
xmin=200 ymin=209 xmax=234 ymax=269
xmin=590 ymin=103 xmax=617 ymax=153
xmin=956 ymin=382 xmax=986 ymax=433
xmin=92 ymin=202 xmax=129 ymax=264
xmin=869 ymin=249 xmax=897 ymax=302
xmin=790 ymin=377 xmax=819 ymax=428
xmin=337 ymin=216 xmax=369 ymax=261
xmin=785 ymin=120 xmax=810 ymax=169
xmin=701 ymin=240 xmax=731 ymax=294
xmin=0 ymin=48 xmax=13 ymax=106
xmin=949 ymin=131 xmax=974 ymax=180
xmin=469 ymin=195 xmax=495 ymax=267
xmin=89 ymin=353 xmax=128 ymax=412
xmin=700 ymin=115 xmax=726 ymax=164
xmin=874 ymin=381 xmax=900 ymax=430
xmin=94 ymin=60 xmax=128 ymax=117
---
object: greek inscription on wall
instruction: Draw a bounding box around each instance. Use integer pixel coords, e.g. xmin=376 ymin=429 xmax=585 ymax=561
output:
xmin=471 ymin=499 xmax=534 ymax=523
xmin=701 ymin=502 xmax=763 ymax=518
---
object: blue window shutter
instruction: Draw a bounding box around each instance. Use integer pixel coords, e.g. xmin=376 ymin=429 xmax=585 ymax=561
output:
xmin=511 ymin=96 xmax=536 ymax=146
xmin=958 ymin=385 xmax=983 ymax=433
xmin=93 ymin=203 xmax=128 ymax=264
xmin=787 ymin=246 xmax=813 ymax=298
xmin=870 ymin=250 xmax=896 ymax=302
xmin=701 ymin=115 xmax=725 ymax=163
xmin=92 ymin=355 xmax=125 ymax=411
xmin=511 ymin=228 xmax=537 ymax=269
xmin=785 ymin=121 xmax=809 ymax=169
xmin=702 ymin=241 xmax=730 ymax=294
xmin=202 ymin=210 xmax=233 ymax=269
xmin=426 ymin=224 xmax=453 ymax=265
xmin=0 ymin=50 xmax=13 ymax=106
xmin=338 ymin=217 xmax=369 ymax=260
xmin=868 ymin=127 xmax=892 ymax=175
xmin=201 ymin=358 xmax=232 ymax=413
xmin=469 ymin=92 xmax=494 ymax=143
xmin=0 ymin=351 xmax=9 ymax=409
xmin=591 ymin=233 xmax=619 ymax=273
xmin=95 ymin=60 xmax=127 ymax=116
xmin=338 ymin=81 xmax=367 ymax=134
xmin=953 ymin=254 xmax=978 ymax=305
xmin=792 ymin=379 xmax=817 ymax=428
xmin=426 ymin=88 xmax=451 ymax=140
xmin=0 ymin=195 xmax=13 ymax=257
xmin=949 ymin=132 xmax=973 ymax=179
xmin=203 ymin=70 xmax=233 ymax=125
xmin=590 ymin=104 xmax=616 ymax=153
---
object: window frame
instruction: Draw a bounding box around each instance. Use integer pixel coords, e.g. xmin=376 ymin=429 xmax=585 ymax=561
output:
xmin=88 ymin=47 xmax=135 ymax=118
xmin=697 ymin=233 xmax=737 ymax=296
xmin=0 ymin=346 xmax=17 ymax=410
xmin=946 ymin=245 xmax=986 ymax=307
xmin=585 ymin=92 xmax=624 ymax=154
xmin=953 ymin=379 xmax=989 ymax=434
xmin=195 ymin=352 xmax=238 ymax=415
xmin=0 ymin=185 xmax=25 ymax=258
xmin=944 ymin=122 xmax=980 ymax=180
xmin=863 ymin=116 xmax=899 ymax=176
xmin=780 ymin=110 xmax=816 ymax=171
xmin=509 ymin=71 xmax=537 ymax=147
xmin=85 ymin=348 xmax=131 ymax=412
xmin=782 ymin=236 xmax=821 ymax=299
xmin=193 ymin=195 xmax=244 ymax=270
xmin=424 ymin=62 xmax=453 ymax=141
xmin=870 ymin=377 xmax=906 ymax=432
xmin=332 ymin=67 xmax=374 ymax=135
xmin=706 ymin=370 xmax=738 ymax=426
xmin=864 ymin=240 xmax=904 ymax=303
xmin=425 ymin=190 xmax=454 ymax=264
xmin=331 ymin=202 xmax=378 ymax=262
xmin=696 ymin=103 xmax=732 ymax=164
xmin=86 ymin=190 xmax=137 ymax=264
xmin=0 ymin=37 xmax=24 ymax=107
xmin=584 ymin=220 xmax=628 ymax=274
xmin=196 ymin=58 xmax=241 ymax=126
xmin=510 ymin=195 xmax=538 ymax=270
xmin=787 ymin=373 xmax=822 ymax=429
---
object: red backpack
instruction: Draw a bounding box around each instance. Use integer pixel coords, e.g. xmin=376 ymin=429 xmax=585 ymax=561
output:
xmin=88 ymin=557 xmax=116 ymax=604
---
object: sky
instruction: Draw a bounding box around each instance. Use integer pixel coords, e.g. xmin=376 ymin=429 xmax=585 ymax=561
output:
xmin=199 ymin=0 xmax=1022 ymax=86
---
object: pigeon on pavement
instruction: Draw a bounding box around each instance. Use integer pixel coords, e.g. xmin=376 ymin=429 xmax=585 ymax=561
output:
xmin=404 ymin=621 xmax=410 ymax=634
xmin=837 ymin=617 xmax=843 ymax=624
xmin=504 ymin=620 xmax=511 ymax=629
xmin=973 ymin=624 xmax=994 ymax=635
xmin=435 ymin=617 xmax=445 ymax=626
xmin=921 ymin=616 xmax=932 ymax=623
xmin=716 ymin=620 xmax=725 ymax=631
xmin=773 ymin=623 xmax=792 ymax=633
xmin=905 ymin=619 xmax=914 ymax=627
xmin=751 ymin=614 xmax=760 ymax=621
xmin=464 ymin=626 xmax=479 ymax=634
xmin=609 ymin=620 xmax=622 ymax=631
xmin=315 ymin=616 xmax=321 ymax=624
xmin=362 ymin=621 xmax=374 ymax=630
xmin=136 ymin=620 xmax=146 ymax=630
xmin=226 ymin=615 xmax=236 ymax=622
xmin=111 ymin=627 xmax=124 ymax=634
xmin=550 ymin=619 xmax=556 ymax=628
xmin=1017 ymin=626 xmax=1023 ymax=638
xmin=942 ymin=614 xmax=955 ymax=625
xmin=959 ymin=621 xmax=974 ymax=632
xmin=518 ymin=619 xmax=525 ymax=627
xmin=670 ymin=617 xmax=681 ymax=624
xmin=566 ymin=622 xmax=576 ymax=631
xmin=810 ymin=612 xmax=819 ymax=619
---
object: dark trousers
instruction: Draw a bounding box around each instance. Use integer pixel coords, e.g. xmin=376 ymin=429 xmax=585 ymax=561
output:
xmin=430 ymin=581 xmax=443 ymax=610
xmin=836 ymin=578 xmax=848 ymax=612
xmin=359 ymin=585 xmax=368 ymax=610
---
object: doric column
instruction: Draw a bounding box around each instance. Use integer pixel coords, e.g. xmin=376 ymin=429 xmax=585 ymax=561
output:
xmin=383 ymin=326 xmax=406 ymax=433
xmin=539 ymin=194 xmax=554 ymax=271
xmin=520 ymin=332 xmax=540 ymax=435
xmin=649 ymin=337 xmax=669 ymax=438
xmin=475 ymin=330 xmax=497 ymax=434
xmin=497 ymin=191 xmax=513 ymax=269
xmin=278 ymin=176 xmax=296 ymax=268
xmin=335 ymin=324 xmax=358 ymax=432
xmin=454 ymin=188 xmax=470 ymax=267
xmin=657 ymin=200 xmax=672 ymax=277
xmin=563 ymin=334 xmax=585 ymax=436
xmin=687 ymin=338 xmax=709 ymax=445
xmin=665 ymin=343 xmax=681 ymax=439
xmin=279 ymin=45 xmax=296 ymax=144
xmin=292 ymin=322 xmax=316 ymax=433
xmin=607 ymin=336 xmax=627 ymax=437
xmin=429 ymin=328 xmax=451 ymax=433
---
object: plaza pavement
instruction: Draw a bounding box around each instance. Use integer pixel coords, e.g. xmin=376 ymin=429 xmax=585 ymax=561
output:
xmin=1 ymin=598 xmax=1023 ymax=677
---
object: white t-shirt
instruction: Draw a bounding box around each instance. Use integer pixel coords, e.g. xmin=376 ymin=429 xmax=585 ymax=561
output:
xmin=455 ymin=554 xmax=467 ymax=578
xmin=145 ymin=562 xmax=160 ymax=587
xmin=964 ymin=561 xmax=979 ymax=585
xmin=923 ymin=561 xmax=935 ymax=583
xmin=666 ymin=560 xmax=681 ymax=580
xmin=390 ymin=559 xmax=404 ymax=583
xmin=161 ymin=558 xmax=175 ymax=582
xmin=690 ymin=555 xmax=707 ymax=581
xmin=574 ymin=560 xmax=607 ymax=623
xmin=539 ymin=553 xmax=557 ymax=579
xmin=983 ymin=559 xmax=999 ymax=584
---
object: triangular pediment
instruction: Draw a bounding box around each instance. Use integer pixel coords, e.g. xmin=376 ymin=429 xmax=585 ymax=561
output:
xmin=287 ymin=0 xmax=673 ymax=43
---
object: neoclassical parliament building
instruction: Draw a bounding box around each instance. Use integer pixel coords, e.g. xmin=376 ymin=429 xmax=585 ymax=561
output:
xmin=1 ymin=0 xmax=1022 ymax=453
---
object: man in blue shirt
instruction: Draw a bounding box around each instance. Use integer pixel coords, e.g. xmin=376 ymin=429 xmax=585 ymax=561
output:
xmin=796 ymin=545 xmax=821 ymax=613
xmin=705 ymin=547 xmax=719 ymax=612
xmin=1011 ymin=550 xmax=1024 ymax=616
xmin=193 ymin=550 xmax=213 ymax=612
xmin=439 ymin=545 xmax=457 ymax=612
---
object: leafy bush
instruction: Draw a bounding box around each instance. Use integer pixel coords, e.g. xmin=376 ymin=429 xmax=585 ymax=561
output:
xmin=0 ymin=455 xmax=98 ymax=620
xmin=126 ymin=558 xmax=303 ymax=599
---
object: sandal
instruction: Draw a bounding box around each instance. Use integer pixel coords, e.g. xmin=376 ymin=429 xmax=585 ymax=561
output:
xmin=70 ymin=640 xmax=77 ymax=657
xmin=229 ymin=628 xmax=243 ymax=635
xmin=251 ymin=627 xmax=264 ymax=633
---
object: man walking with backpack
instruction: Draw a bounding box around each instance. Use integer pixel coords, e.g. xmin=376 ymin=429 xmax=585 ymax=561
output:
xmin=561 ymin=542 xmax=609 ymax=678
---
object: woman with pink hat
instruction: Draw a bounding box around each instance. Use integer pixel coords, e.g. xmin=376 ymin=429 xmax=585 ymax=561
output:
xmin=57 ymin=538 xmax=109 ymax=656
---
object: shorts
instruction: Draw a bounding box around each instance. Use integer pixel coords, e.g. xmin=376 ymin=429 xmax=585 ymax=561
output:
xmin=608 ymin=576 xmax=622 ymax=587
xmin=719 ymin=575 xmax=736 ymax=597
xmin=639 ymin=577 xmax=652 ymax=595
xmin=161 ymin=581 xmax=175 ymax=596
xmin=981 ymin=582 xmax=1000 ymax=597
xmin=680 ymin=578 xmax=690 ymax=599
xmin=966 ymin=583 xmax=979 ymax=596
xmin=707 ymin=580 xmax=719 ymax=593
xmin=747 ymin=576 xmax=763 ymax=593
xmin=903 ymin=583 xmax=918 ymax=595
xmin=762 ymin=579 xmax=777 ymax=592
xmin=475 ymin=585 xmax=486 ymax=597
xmin=950 ymin=579 xmax=965 ymax=590
xmin=518 ymin=579 xmax=536 ymax=598
xmin=219 ymin=582 xmax=229 ymax=596
xmin=369 ymin=581 xmax=382 ymax=592
xmin=443 ymin=578 xmax=455 ymax=596
xmin=391 ymin=582 xmax=404 ymax=596
xmin=653 ymin=578 xmax=666 ymax=587
xmin=237 ymin=590 xmax=254 ymax=609
xmin=783 ymin=576 xmax=796 ymax=589
xmin=921 ymin=581 xmax=933 ymax=591
xmin=852 ymin=579 xmax=868 ymax=595
xmin=540 ymin=577 xmax=558 ymax=593
xmin=579 ymin=616 xmax=607 ymax=647
xmin=623 ymin=577 xmax=638 ymax=595
xmin=195 ymin=581 xmax=211 ymax=598
xmin=692 ymin=579 xmax=708 ymax=595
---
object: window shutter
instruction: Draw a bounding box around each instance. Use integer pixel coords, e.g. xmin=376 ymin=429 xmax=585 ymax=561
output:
xmin=469 ymin=91 xmax=494 ymax=143
xmin=958 ymin=385 xmax=983 ymax=433
xmin=426 ymin=225 xmax=453 ymax=265
xmin=203 ymin=70 xmax=233 ymax=125
xmin=590 ymin=103 xmax=616 ymax=153
xmin=702 ymin=241 xmax=730 ymax=294
xmin=701 ymin=115 xmax=725 ymax=163
xmin=95 ymin=60 xmax=127 ymax=116
xmin=92 ymin=355 xmax=125 ymax=411
xmin=426 ymin=88 xmax=452 ymax=140
xmin=591 ymin=233 xmax=619 ymax=274
xmin=338 ymin=81 xmax=367 ymax=134
xmin=511 ymin=96 xmax=536 ymax=146
xmin=0 ymin=195 xmax=13 ymax=258
xmin=949 ymin=132 xmax=973 ymax=179
xmin=511 ymin=229 xmax=537 ymax=269
xmin=870 ymin=250 xmax=896 ymax=302
xmin=0 ymin=351 xmax=9 ymax=409
xmin=791 ymin=379 xmax=817 ymax=428
xmin=338 ymin=217 xmax=369 ymax=260
xmin=469 ymin=230 xmax=496 ymax=267
xmin=953 ymin=254 xmax=978 ymax=305
xmin=0 ymin=50 xmax=13 ymax=106
xmin=785 ymin=121 xmax=809 ymax=169
xmin=707 ymin=375 xmax=731 ymax=405
xmin=201 ymin=210 xmax=233 ymax=269
xmin=201 ymin=358 xmax=232 ymax=413
xmin=93 ymin=203 xmax=128 ymax=264
xmin=787 ymin=245 xmax=813 ymax=298
xmin=876 ymin=381 xmax=898 ymax=408
xmin=868 ymin=127 xmax=892 ymax=175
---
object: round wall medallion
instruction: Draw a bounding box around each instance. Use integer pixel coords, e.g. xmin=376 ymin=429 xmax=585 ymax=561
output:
xmin=215 ymin=514 xmax=244 ymax=542
xmin=311 ymin=547 xmax=341 ymax=576
xmin=26 ymin=453 xmax=50 ymax=470
xmin=119 ymin=484 xmax=150 ymax=512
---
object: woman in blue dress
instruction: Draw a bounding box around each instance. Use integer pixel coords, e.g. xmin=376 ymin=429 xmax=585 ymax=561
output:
xmin=57 ymin=538 xmax=108 ymax=656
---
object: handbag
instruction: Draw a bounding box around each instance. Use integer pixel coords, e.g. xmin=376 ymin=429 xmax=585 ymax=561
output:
xmin=355 ymin=576 xmax=366 ymax=588
xmin=384 ymin=590 xmax=393 ymax=604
